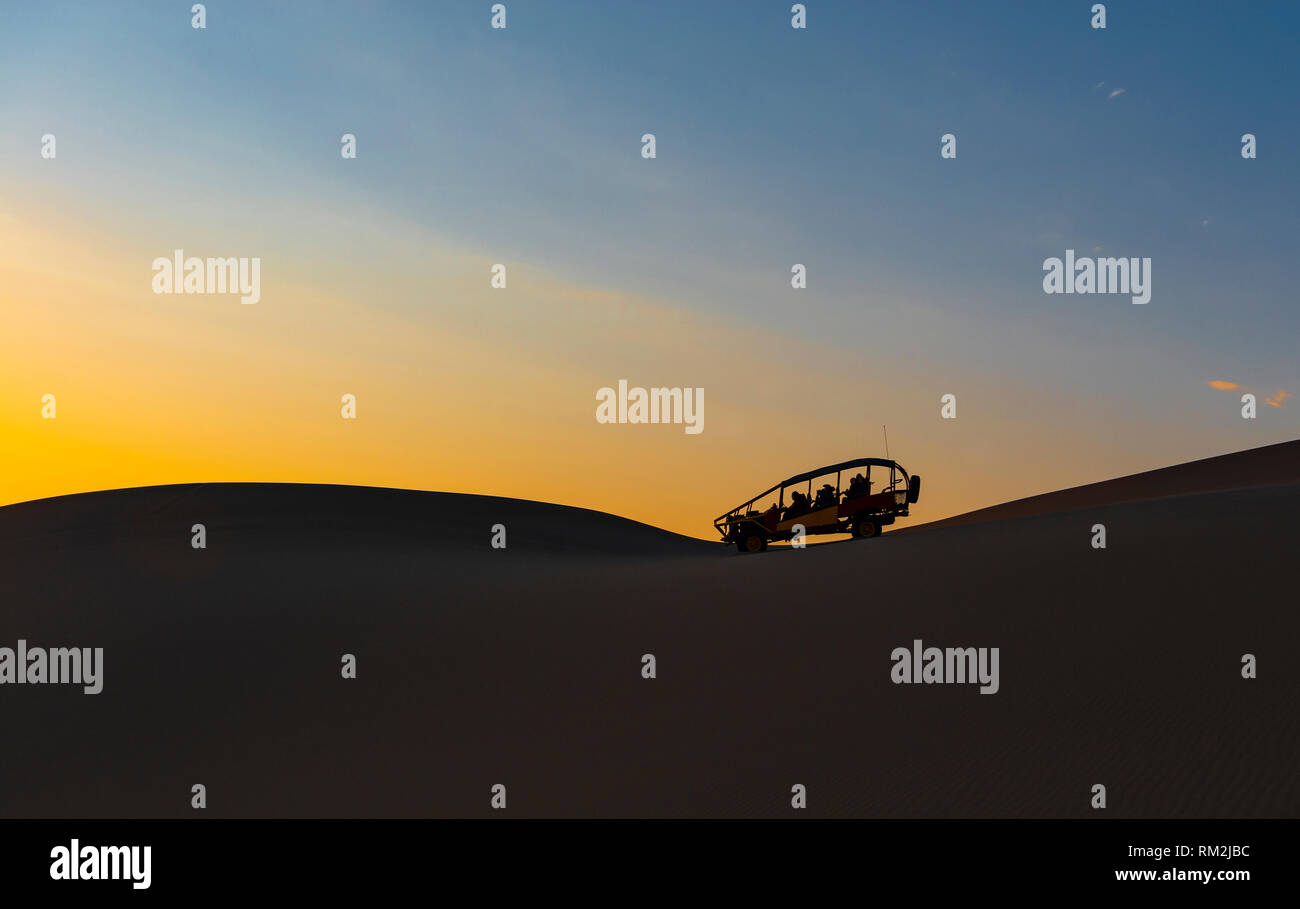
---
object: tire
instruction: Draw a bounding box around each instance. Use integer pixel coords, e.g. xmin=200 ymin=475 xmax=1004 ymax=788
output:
xmin=737 ymin=533 xmax=766 ymax=553
xmin=852 ymin=518 xmax=880 ymax=539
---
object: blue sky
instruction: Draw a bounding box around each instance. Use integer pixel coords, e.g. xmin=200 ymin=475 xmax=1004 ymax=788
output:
xmin=6 ymin=2 xmax=1296 ymax=321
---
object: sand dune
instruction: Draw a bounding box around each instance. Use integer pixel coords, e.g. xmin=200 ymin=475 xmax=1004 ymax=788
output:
xmin=0 ymin=444 xmax=1295 ymax=818
xmin=903 ymin=438 xmax=1300 ymax=533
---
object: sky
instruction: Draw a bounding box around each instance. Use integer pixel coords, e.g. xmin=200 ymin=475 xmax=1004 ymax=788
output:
xmin=1 ymin=0 xmax=1296 ymax=538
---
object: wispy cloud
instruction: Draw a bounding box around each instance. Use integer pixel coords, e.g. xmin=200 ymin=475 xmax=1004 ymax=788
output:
xmin=1107 ymin=88 xmax=1127 ymax=100
xmin=1207 ymin=380 xmax=1290 ymax=407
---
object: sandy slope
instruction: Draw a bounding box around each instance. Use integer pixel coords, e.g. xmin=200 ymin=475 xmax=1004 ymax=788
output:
xmin=901 ymin=438 xmax=1300 ymax=534
xmin=0 ymin=452 xmax=1295 ymax=818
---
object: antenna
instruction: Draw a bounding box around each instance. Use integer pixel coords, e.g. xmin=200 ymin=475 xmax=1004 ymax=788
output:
xmin=882 ymin=424 xmax=890 ymax=460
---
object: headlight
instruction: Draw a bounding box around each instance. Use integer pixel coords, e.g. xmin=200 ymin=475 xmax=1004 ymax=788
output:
xmin=894 ymin=491 xmax=907 ymax=504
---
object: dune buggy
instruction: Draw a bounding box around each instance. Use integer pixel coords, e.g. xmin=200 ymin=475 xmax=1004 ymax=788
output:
xmin=715 ymin=457 xmax=921 ymax=552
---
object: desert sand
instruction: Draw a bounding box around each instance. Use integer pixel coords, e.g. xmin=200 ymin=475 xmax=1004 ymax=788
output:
xmin=0 ymin=442 xmax=1295 ymax=817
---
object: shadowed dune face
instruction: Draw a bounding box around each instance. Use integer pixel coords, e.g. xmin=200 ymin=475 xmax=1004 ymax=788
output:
xmin=901 ymin=439 xmax=1300 ymax=534
xmin=0 ymin=467 xmax=1296 ymax=818
xmin=0 ymin=483 xmax=713 ymax=557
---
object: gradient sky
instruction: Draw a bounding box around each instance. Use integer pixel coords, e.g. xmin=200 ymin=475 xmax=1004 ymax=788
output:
xmin=2 ymin=1 xmax=1296 ymax=538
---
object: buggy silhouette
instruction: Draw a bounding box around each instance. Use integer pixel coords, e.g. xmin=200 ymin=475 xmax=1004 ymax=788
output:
xmin=714 ymin=457 xmax=921 ymax=552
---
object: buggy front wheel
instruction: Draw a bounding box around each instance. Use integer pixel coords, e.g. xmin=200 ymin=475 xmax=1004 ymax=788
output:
xmin=851 ymin=518 xmax=880 ymax=539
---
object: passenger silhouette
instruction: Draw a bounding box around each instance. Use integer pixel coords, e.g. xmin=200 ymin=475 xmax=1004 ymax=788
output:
xmin=784 ymin=490 xmax=810 ymax=520
xmin=814 ymin=483 xmax=836 ymax=509
xmin=763 ymin=503 xmax=780 ymax=528
xmin=845 ymin=473 xmax=869 ymax=499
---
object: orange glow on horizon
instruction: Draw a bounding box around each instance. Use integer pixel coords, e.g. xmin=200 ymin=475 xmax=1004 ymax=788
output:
xmin=2 ymin=199 xmax=1279 ymax=540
